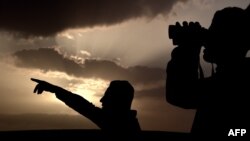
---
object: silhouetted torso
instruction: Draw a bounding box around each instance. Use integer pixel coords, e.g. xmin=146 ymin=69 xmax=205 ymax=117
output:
xmin=167 ymin=50 xmax=249 ymax=137
xmin=192 ymin=59 xmax=249 ymax=135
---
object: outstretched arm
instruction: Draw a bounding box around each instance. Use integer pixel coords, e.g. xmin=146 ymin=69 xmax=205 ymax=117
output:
xmin=166 ymin=46 xmax=202 ymax=109
xmin=31 ymin=78 xmax=101 ymax=122
xmin=166 ymin=22 xmax=206 ymax=109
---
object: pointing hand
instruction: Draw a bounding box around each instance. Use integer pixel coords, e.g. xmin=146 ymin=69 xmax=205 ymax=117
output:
xmin=31 ymin=78 xmax=56 ymax=94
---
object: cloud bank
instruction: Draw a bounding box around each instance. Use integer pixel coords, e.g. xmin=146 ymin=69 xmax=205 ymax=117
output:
xmin=0 ymin=0 xmax=186 ymax=36
xmin=13 ymin=48 xmax=165 ymax=84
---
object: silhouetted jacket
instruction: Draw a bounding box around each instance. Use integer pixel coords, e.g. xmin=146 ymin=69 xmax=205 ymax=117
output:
xmin=166 ymin=45 xmax=249 ymax=136
xmin=54 ymin=89 xmax=141 ymax=137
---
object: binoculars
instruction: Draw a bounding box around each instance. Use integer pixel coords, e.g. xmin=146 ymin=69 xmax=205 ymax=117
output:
xmin=168 ymin=23 xmax=209 ymax=45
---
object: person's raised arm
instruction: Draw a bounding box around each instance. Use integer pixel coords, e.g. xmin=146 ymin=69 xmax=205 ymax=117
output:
xmin=31 ymin=78 xmax=101 ymax=120
xmin=166 ymin=22 xmax=206 ymax=109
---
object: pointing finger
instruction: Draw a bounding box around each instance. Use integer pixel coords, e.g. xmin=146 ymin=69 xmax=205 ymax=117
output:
xmin=31 ymin=78 xmax=44 ymax=83
xmin=33 ymin=84 xmax=39 ymax=93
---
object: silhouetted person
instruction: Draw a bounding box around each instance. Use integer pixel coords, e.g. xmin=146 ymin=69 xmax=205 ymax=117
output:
xmin=31 ymin=78 xmax=141 ymax=140
xmin=166 ymin=5 xmax=249 ymax=137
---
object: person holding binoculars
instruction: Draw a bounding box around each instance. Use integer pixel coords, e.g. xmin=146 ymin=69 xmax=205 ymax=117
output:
xmin=166 ymin=5 xmax=249 ymax=137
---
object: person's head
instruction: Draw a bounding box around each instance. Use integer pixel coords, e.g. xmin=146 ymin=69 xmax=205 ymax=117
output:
xmin=203 ymin=5 xmax=250 ymax=65
xmin=100 ymin=80 xmax=134 ymax=111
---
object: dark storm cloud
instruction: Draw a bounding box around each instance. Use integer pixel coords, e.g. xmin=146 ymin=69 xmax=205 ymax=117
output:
xmin=13 ymin=48 xmax=165 ymax=84
xmin=0 ymin=0 xmax=186 ymax=36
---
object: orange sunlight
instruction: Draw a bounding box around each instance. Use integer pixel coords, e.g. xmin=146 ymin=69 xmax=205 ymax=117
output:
xmin=66 ymin=78 xmax=109 ymax=107
xmin=29 ymin=70 xmax=109 ymax=108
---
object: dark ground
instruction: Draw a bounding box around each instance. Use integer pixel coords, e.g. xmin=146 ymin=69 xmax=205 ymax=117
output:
xmin=0 ymin=129 xmax=190 ymax=140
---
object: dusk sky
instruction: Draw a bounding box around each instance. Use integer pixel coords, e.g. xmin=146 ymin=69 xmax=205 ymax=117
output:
xmin=0 ymin=0 xmax=249 ymax=132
